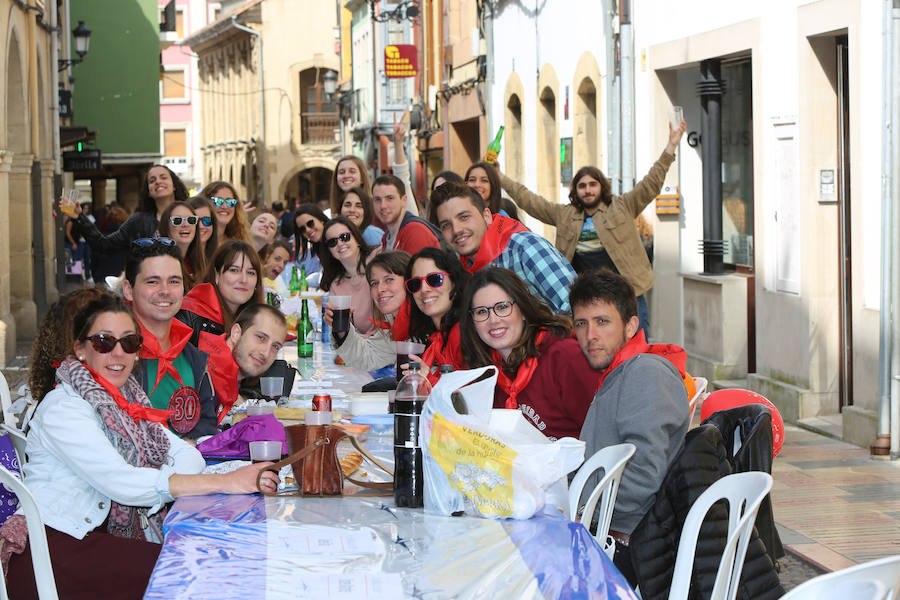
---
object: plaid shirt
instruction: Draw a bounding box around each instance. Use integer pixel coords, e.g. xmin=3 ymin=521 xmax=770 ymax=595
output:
xmin=491 ymin=231 xmax=576 ymax=313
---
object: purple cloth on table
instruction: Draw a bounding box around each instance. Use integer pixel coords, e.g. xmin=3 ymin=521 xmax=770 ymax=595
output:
xmin=196 ymin=415 xmax=287 ymax=458
xmin=0 ymin=435 xmax=21 ymax=525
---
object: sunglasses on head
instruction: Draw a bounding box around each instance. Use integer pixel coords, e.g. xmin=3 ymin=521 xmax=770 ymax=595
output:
xmin=132 ymin=237 xmax=176 ymax=249
xmin=199 ymin=216 xmax=213 ymax=227
xmin=211 ymin=196 xmax=238 ymax=208
xmin=405 ymin=272 xmax=447 ymax=294
xmin=297 ymin=218 xmax=316 ymax=233
xmin=325 ymin=232 xmax=353 ymax=248
xmin=83 ymin=333 xmax=143 ymax=354
xmin=169 ymin=216 xmax=198 ymax=227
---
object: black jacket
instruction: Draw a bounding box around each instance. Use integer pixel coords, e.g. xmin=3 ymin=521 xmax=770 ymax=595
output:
xmin=134 ymin=341 xmax=219 ymax=440
xmin=702 ymin=404 xmax=785 ymax=564
xmin=175 ymin=308 xmax=225 ymax=348
xmin=629 ymin=425 xmax=783 ymax=600
xmin=78 ymin=211 xmax=159 ymax=253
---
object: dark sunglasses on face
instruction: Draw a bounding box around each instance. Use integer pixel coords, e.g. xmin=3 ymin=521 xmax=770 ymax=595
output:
xmin=83 ymin=333 xmax=143 ymax=354
xmin=199 ymin=216 xmax=213 ymax=227
xmin=325 ymin=232 xmax=353 ymax=248
xmin=211 ymin=196 xmax=238 ymax=208
xmin=132 ymin=237 xmax=176 ymax=249
xmin=470 ymin=300 xmax=516 ymax=322
xmin=405 ymin=272 xmax=447 ymax=294
xmin=169 ymin=216 xmax=198 ymax=226
xmin=298 ymin=218 xmax=316 ymax=233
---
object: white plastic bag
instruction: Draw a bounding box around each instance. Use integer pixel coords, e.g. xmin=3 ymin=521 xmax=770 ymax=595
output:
xmin=420 ymin=366 xmax=585 ymax=520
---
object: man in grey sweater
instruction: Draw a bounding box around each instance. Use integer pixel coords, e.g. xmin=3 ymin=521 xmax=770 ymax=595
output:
xmin=570 ymin=269 xmax=689 ymax=584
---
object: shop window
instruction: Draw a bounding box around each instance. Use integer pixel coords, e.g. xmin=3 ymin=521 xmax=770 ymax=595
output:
xmin=721 ymin=59 xmax=753 ymax=267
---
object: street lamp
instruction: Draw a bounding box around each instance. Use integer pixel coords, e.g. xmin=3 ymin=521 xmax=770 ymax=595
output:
xmin=322 ymin=69 xmax=338 ymax=98
xmin=58 ymin=20 xmax=92 ymax=71
xmin=368 ymin=0 xmax=419 ymax=23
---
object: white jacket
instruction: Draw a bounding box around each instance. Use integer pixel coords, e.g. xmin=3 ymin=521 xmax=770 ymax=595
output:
xmin=24 ymin=382 xmax=205 ymax=540
xmin=331 ymin=325 xmax=395 ymax=371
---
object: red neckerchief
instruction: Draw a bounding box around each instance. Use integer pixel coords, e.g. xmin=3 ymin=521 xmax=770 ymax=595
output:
xmin=492 ymin=330 xmax=548 ymax=408
xmin=421 ymin=324 xmax=464 ymax=385
xmin=81 ymin=361 xmax=171 ymax=424
xmin=198 ymin=332 xmax=239 ymax=424
xmin=138 ymin=318 xmax=193 ymax=396
xmin=460 ymin=214 xmax=528 ymax=273
xmin=369 ymin=299 xmax=412 ymax=342
xmin=180 ymin=282 xmax=224 ymax=323
xmin=595 ymin=330 xmax=688 ymax=391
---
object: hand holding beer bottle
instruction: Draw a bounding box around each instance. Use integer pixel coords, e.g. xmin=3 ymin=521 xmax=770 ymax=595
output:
xmin=483 ymin=126 xmax=504 ymax=166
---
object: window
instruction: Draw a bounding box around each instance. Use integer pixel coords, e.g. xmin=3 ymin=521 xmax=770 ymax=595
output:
xmin=164 ymin=129 xmax=187 ymax=157
xmin=161 ymin=69 xmax=186 ymax=101
xmin=299 ymin=68 xmax=339 ymax=144
xmin=720 ymin=59 xmax=753 ymax=267
xmin=159 ymin=7 xmax=184 ymax=38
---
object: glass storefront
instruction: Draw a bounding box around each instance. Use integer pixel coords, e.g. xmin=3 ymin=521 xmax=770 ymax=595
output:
xmin=720 ymin=59 xmax=754 ymax=267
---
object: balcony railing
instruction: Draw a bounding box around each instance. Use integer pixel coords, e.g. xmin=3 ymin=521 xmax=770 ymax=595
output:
xmin=301 ymin=112 xmax=339 ymax=145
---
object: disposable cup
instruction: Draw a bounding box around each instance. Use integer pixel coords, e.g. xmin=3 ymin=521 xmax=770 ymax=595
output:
xmin=670 ymin=105 xmax=684 ymax=130
xmin=249 ymin=440 xmax=281 ymax=463
xmin=260 ymin=376 xmax=283 ymax=399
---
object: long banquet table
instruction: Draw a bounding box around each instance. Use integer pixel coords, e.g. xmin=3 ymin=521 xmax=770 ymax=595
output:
xmin=143 ymin=341 xmax=639 ymax=599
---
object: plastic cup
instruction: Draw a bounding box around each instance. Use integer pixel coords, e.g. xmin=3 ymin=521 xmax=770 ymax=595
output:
xmin=249 ymin=440 xmax=281 ymax=463
xmin=670 ymin=105 xmax=684 ymax=130
xmin=395 ymin=340 xmax=426 ymax=376
xmin=329 ymin=295 xmax=352 ymax=334
xmin=260 ymin=376 xmax=283 ymax=400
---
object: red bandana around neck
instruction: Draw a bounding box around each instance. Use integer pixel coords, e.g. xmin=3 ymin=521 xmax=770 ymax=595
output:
xmin=139 ymin=318 xmax=194 ymax=396
xmin=491 ymin=330 xmax=548 ymax=409
xmin=461 ymin=214 xmax=528 ymax=273
xmin=368 ymin=299 xmax=411 ymax=342
xmin=81 ymin=362 xmax=171 ymax=424
xmin=595 ymin=330 xmax=688 ymax=391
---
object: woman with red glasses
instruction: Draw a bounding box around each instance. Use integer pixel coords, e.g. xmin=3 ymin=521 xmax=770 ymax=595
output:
xmin=66 ymin=164 xmax=189 ymax=252
xmin=459 ymin=267 xmax=599 ymax=440
xmin=4 ymin=293 xmax=280 ymax=597
xmin=404 ymin=247 xmax=470 ymax=382
xmin=200 ymin=181 xmax=249 ymax=245
xmin=158 ymin=201 xmax=206 ymax=290
xmin=319 ymin=217 xmax=377 ymax=338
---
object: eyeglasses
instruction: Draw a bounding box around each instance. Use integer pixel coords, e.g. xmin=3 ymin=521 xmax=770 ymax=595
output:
xmin=297 ymin=218 xmax=316 ymax=233
xmin=199 ymin=216 xmax=213 ymax=227
xmin=169 ymin=216 xmax=198 ymax=227
xmin=132 ymin=237 xmax=176 ymax=249
xmin=325 ymin=232 xmax=353 ymax=248
xmin=470 ymin=300 xmax=517 ymax=322
xmin=211 ymin=196 xmax=238 ymax=208
xmin=83 ymin=333 xmax=143 ymax=354
xmin=405 ymin=272 xmax=447 ymax=294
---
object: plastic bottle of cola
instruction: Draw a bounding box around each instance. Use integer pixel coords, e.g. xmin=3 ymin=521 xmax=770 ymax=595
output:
xmin=393 ymin=364 xmax=432 ymax=508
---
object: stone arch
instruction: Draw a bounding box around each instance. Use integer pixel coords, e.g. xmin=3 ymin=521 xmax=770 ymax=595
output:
xmin=536 ymin=64 xmax=559 ymax=205
xmin=503 ymin=72 xmax=525 ymax=182
xmin=572 ymin=52 xmax=602 ymax=170
xmin=277 ymin=155 xmax=337 ymax=206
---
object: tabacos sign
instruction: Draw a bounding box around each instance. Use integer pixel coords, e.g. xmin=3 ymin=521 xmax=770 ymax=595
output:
xmin=384 ymin=44 xmax=417 ymax=78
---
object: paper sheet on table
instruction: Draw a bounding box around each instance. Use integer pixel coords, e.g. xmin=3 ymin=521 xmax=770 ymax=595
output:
xmin=267 ymin=522 xmax=384 ymax=556
xmin=268 ymin=574 xmax=403 ymax=600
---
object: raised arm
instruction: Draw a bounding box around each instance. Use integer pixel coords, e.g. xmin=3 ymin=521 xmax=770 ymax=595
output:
xmin=497 ymin=171 xmax=563 ymax=226
xmin=393 ymin=117 xmax=419 ymax=216
xmin=620 ymin=120 xmax=685 ymax=217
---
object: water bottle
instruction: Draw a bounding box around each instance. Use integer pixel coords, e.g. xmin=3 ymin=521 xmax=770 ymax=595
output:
xmin=393 ymin=363 xmax=431 ymax=508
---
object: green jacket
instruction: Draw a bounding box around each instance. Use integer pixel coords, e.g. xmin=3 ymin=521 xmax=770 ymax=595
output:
xmin=498 ymin=150 xmax=674 ymax=297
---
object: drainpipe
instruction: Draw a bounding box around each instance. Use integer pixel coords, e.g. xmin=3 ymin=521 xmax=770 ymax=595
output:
xmin=483 ymin=0 xmax=494 ymax=136
xmin=890 ymin=0 xmax=900 ymax=459
xmin=230 ymin=17 xmax=266 ymax=206
xmin=875 ymin=0 xmax=894 ymax=456
xmin=53 ymin=1 xmax=66 ymax=296
xmin=619 ymin=0 xmax=634 ymax=192
xmin=697 ymin=58 xmax=725 ymax=275
xmin=602 ymin=0 xmax=620 ymax=194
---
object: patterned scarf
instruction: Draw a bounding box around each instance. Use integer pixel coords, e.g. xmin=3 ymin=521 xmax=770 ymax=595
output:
xmin=55 ymin=357 xmax=172 ymax=542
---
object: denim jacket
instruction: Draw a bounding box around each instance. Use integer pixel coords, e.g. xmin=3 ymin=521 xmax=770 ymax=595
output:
xmin=24 ymin=382 xmax=205 ymax=540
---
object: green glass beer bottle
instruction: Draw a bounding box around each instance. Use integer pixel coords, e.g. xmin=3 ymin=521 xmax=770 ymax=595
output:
xmin=289 ymin=265 xmax=300 ymax=297
xmin=484 ymin=125 xmax=504 ymax=165
xmin=300 ymin=264 xmax=308 ymax=292
xmin=297 ymin=299 xmax=314 ymax=358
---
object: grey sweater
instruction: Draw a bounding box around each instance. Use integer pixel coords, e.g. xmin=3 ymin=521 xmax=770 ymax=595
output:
xmin=579 ymin=353 xmax=689 ymax=534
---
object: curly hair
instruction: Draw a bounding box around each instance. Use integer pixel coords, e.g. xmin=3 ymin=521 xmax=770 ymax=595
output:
xmin=29 ymin=287 xmax=110 ymax=402
xmin=568 ymin=166 xmax=612 ymax=209
xmin=459 ymin=267 xmax=571 ymax=374
xmin=201 ymin=181 xmax=249 ymax=242
xmin=138 ymin=165 xmax=189 ymax=213
xmin=405 ymin=247 xmax=470 ymax=345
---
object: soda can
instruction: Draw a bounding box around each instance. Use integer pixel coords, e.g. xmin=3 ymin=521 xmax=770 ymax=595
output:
xmin=312 ymin=394 xmax=332 ymax=412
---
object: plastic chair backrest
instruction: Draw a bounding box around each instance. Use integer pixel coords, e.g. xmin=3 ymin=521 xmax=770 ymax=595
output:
xmin=0 ymin=372 xmax=13 ymax=428
xmin=0 ymin=425 xmax=26 ymax=474
xmin=0 ymin=465 xmax=58 ymax=600
xmin=779 ymin=554 xmax=900 ymax=600
xmin=668 ymin=471 xmax=773 ymax=600
xmin=568 ymin=443 xmax=636 ymax=539
xmin=689 ymin=376 xmax=708 ymax=422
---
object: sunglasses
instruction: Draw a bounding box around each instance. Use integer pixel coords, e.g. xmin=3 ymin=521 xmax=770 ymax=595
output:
xmin=405 ymin=272 xmax=447 ymax=294
xmin=132 ymin=237 xmax=176 ymax=249
xmin=199 ymin=216 xmax=213 ymax=227
xmin=169 ymin=216 xmax=198 ymax=227
xmin=211 ymin=196 xmax=238 ymax=208
xmin=325 ymin=232 xmax=353 ymax=248
xmin=83 ymin=333 xmax=143 ymax=354
xmin=470 ymin=300 xmax=516 ymax=322
xmin=297 ymin=218 xmax=316 ymax=233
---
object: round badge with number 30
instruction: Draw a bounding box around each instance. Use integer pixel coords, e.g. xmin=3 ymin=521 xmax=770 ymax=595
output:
xmin=168 ymin=386 xmax=201 ymax=434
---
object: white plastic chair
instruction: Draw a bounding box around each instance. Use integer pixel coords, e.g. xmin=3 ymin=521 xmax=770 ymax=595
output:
xmin=568 ymin=443 xmax=636 ymax=557
xmin=0 ymin=465 xmax=58 ymax=600
xmin=0 ymin=424 xmax=27 ymax=474
xmin=689 ymin=376 xmax=709 ymax=422
xmin=668 ymin=471 xmax=773 ymax=600
xmin=779 ymin=554 xmax=900 ymax=600
xmin=0 ymin=371 xmax=13 ymax=428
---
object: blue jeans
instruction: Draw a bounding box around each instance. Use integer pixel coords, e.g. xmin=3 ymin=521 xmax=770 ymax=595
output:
xmin=637 ymin=294 xmax=649 ymax=337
